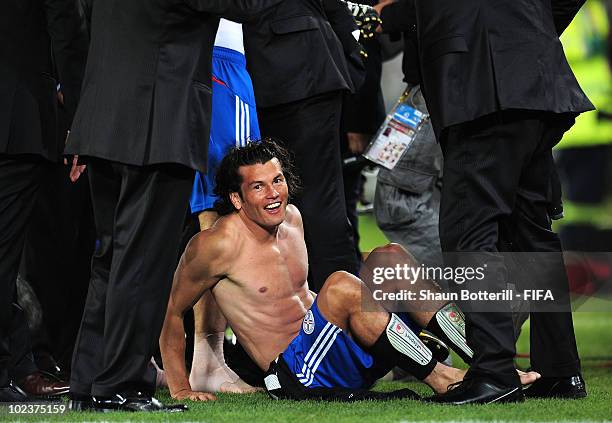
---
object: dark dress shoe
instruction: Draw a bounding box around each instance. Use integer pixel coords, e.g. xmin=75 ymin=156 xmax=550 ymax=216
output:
xmin=122 ymin=393 xmax=187 ymax=413
xmin=91 ymin=392 xmax=187 ymax=413
xmin=68 ymin=394 xmax=93 ymax=411
xmin=0 ymin=382 xmax=30 ymax=402
xmin=427 ymin=378 xmax=524 ymax=405
xmin=17 ymin=372 xmax=69 ymax=398
xmin=524 ymin=374 xmax=587 ymax=399
xmin=91 ymin=394 xmax=128 ymax=412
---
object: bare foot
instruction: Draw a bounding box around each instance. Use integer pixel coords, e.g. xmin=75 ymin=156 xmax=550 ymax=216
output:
xmin=517 ymin=369 xmax=541 ymax=385
xmin=173 ymin=388 xmax=217 ymax=401
xmin=425 ymin=363 xmax=466 ymax=394
xmin=428 ymin=366 xmax=540 ymax=394
xmin=457 ymin=368 xmax=540 ymax=386
xmin=190 ymin=365 xmax=241 ymax=392
xmin=190 ymin=334 xmax=251 ymax=393
xmin=220 ymin=379 xmax=263 ymax=394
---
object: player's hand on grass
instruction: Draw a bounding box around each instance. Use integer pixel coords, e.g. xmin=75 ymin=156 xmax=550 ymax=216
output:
xmin=220 ymin=379 xmax=263 ymax=394
xmin=173 ymin=388 xmax=217 ymax=401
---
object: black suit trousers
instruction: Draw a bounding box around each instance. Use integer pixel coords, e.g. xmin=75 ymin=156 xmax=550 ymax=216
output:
xmin=0 ymin=155 xmax=44 ymax=386
xmin=7 ymin=303 xmax=37 ymax=382
xmin=439 ymin=110 xmax=581 ymax=387
xmin=70 ymin=159 xmax=193 ymax=396
xmin=257 ymin=92 xmax=359 ymax=292
xmin=20 ymin=163 xmax=95 ymax=372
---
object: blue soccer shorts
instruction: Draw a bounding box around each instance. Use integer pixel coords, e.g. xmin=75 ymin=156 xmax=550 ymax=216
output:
xmin=263 ymin=301 xmax=421 ymax=401
xmin=281 ymin=300 xmax=376 ymax=390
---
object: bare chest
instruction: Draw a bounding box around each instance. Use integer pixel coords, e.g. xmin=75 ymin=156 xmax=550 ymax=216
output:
xmin=227 ymin=235 xmax=309 ymax=298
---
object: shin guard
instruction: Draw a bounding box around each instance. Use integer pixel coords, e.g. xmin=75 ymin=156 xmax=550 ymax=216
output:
xmin=368 ymin=314 xmax=437 ymax=380
xmin=426 ymin=302 xmax=473 ymax=364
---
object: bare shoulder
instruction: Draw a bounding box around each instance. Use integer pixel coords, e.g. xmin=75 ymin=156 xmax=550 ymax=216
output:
xmin=182 ymin=214 xmax=241 ymax=279
xmin=283 ymin=204 xmax=304 ymax=233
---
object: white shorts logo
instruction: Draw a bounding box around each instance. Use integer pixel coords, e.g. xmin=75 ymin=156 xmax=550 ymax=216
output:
xmin=302 ymin=310 xmax=315 ymax=334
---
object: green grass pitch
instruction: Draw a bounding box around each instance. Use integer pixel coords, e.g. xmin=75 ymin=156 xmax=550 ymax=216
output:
xmin=2 ymin=216 xmax=610 ymax=422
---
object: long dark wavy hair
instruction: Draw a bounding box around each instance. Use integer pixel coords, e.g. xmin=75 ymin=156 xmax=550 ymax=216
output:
xmin=213 ymin=138 xmax=301 ymax=216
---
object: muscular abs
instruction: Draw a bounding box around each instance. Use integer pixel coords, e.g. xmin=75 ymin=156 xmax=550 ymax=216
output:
xmin=212 ymin=218 xmax=313 ymax=371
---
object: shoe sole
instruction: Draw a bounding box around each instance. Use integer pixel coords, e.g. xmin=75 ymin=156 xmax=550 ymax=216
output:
xmin=525 ymin=391 xmax=587 ymax=400
xmin=424 ymin=387 xmax=524 ymax=405
xmin=487 ymin=387 xmax=524 ymax=404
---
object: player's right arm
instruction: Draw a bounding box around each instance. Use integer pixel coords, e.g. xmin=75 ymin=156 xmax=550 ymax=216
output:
xmin=159 ymin=227 xmax=234 ymax=401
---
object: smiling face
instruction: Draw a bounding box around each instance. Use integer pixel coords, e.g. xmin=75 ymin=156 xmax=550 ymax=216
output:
xmin=230 ymin=158 xmax=289 ymax=230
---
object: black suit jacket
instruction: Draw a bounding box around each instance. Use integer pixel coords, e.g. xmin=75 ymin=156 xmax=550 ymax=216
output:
xmin=244 ymin=0 xmax=361 ymax=108
xmin=65 ymin=0 xmax=283 ymax=172
xmin=0 ymin=0 xmax=88 ymax=161
xmin=340 ymin=0 xmax=384 ymax=135
xmin=379 ymin=0 xmax=419 ymax=85
xmin=382 ymin=0 xmax=594 ymax=138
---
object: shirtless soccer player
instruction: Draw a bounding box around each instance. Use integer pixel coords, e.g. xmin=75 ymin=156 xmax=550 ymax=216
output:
xmin=160 ymin=139 xmax=539 ymax=402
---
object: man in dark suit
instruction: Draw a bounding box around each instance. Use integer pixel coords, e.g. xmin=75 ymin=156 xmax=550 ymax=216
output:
xmin=340 ymin=0 xmax=386 ymax=265
xmin=243 ymin=0 xmax=365 ymax=292
xmin=375 ymin=0 xmax=593 ymax=404
xmin=0 ymin=0 xmax=88 ymax=402
xmin=64 ymin=0 xmax=284 ymax=413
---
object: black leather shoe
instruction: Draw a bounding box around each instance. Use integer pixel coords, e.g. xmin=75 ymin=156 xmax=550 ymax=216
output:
xmin=0 ymin=382 xmax=30 ymax=402
xmin=524 ymin=374 xmax=586 ymax=399
xmin=427 ymin=378 xmax=524 ymax=405
xmin=91 ymin=394 xmax=128 ymax=412
xmin=68 ymin=394 xmax=93 ymax=411
xmin=122 ymin=393 xmax=187 ymax=413
xmin=90 ymin=392 xmax=187 ymax=413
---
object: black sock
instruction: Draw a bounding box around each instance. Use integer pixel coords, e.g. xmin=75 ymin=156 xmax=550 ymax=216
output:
xmin=426 ymin=302 xmax=473 ymax=364
xmin=367 ymin=313 xmax=437 ymax=380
